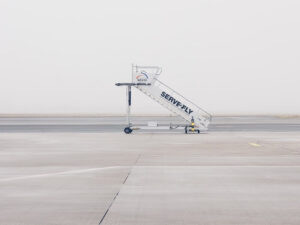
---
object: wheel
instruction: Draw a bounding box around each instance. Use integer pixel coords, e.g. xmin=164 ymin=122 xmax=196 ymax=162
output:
xmin=124 ymin=127 xmax=133 ymax=134
xmin=185 ymin=126 xmax=188 ymax=134
xmin=197 ymin=130 xmax=200 ymax=134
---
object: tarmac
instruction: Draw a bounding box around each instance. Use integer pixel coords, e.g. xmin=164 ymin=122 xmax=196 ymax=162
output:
xmin=1 ymin=116 xmax=300 ymax=225
xmin=1 ymin=115 xmax=300 ymax=132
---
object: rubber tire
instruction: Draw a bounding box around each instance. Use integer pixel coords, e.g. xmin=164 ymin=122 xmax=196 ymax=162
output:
xmin=197 ymin=130 xmax=200 ymax=134
xmin=124 ymin=127 xmax=133 ymax=134
xmin=185 ymin=126 xmax=188 ymax=134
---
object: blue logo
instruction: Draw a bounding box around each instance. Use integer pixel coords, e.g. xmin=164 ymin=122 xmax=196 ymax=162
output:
xmin=136 ymin=71 xmax=149 ymax=82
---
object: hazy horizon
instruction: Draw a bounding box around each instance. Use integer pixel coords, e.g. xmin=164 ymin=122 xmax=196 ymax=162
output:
xmin=1 ymin=0 xmax=300 ymax=115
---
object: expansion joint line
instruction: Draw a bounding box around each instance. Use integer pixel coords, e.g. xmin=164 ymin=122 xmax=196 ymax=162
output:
xmin=98 ymin=154 xmax=142 ymax=225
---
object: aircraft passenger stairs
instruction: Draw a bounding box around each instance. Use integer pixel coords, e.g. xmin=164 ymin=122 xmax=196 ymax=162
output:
xmin=116 ymin=65 xmax=212 ymax=134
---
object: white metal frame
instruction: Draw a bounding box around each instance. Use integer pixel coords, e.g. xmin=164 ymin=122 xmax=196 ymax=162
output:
xmin=116 ymin=65 xmax=212 ymax=133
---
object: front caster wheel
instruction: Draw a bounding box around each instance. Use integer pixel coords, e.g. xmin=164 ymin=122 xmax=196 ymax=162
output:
xmin=185 ymin=126 xmax=188 ymax=134
xmin=124 ymin=127 xmax=133 ymax=134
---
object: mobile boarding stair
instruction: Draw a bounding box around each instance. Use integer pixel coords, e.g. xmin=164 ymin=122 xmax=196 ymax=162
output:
xmin=115 ymin=65 xmax=212 ymax=134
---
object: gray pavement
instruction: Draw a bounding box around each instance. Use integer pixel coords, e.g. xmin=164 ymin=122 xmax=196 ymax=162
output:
xmin=1 ymin=116 xmax=300 ymax=132
xmin=1 ymin=117 xmax=300 ymax=225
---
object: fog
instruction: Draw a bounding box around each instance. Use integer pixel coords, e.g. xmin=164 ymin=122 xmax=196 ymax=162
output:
xmin=1 ymin=0 xmax=300 ymax=115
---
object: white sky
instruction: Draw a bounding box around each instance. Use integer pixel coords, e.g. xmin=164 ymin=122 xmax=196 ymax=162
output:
xmin=0 ymin=0 xmax=300 ymax=115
